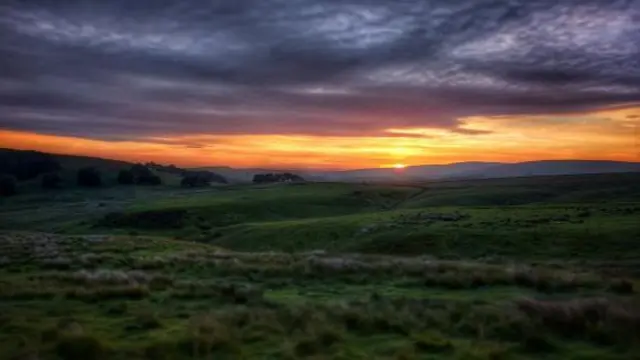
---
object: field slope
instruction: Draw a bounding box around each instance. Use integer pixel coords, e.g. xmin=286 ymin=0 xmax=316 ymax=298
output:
xmin=0 ymin=172 xmax=639 ymax=359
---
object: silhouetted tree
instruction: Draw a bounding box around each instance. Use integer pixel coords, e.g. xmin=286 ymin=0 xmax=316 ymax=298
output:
xmin=0 ymin=175 xmax=17 ymax=196
xmin=181 ymin=175 xmax=201 ymax=188
xmin=253 ymin=172 xmax=304 ymax=183
xmin=77 ymin=167 xmax=102 ymax=187
xmin=117 ymin=169 xmax=135 ymax=185
xmin=0 ymin=150 xmax=61 ymax=181
xmin=138 ymin=174 xmax=162 ymax=185
xmin=181 ymin=171 xmax=227 ymax=187
xmin=130 ymin=164 xmax=162 ymax=185
xmin=41 ymin=172 xmax=62 ymax=189
xmin=130 ymin=164 xmax=153 ymax=178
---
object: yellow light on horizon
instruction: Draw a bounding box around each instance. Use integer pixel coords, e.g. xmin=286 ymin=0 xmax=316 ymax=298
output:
xmin=393 ymin=163 xmax=406 ymax=169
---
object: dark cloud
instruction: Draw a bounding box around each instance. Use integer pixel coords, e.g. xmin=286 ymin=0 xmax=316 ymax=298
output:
xmin=1 ymin=0 xmax=640 ymax=139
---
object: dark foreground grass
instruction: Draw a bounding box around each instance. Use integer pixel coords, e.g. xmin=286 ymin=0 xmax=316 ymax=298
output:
xmin=1 ymin=174 xmax=640 ymax=359
xmin=1 ymin=232 xmax=639 ymax=359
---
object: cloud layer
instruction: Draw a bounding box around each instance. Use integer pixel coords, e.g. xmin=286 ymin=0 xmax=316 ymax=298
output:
xmin=1 ymin=0 xmax=640 ymax=140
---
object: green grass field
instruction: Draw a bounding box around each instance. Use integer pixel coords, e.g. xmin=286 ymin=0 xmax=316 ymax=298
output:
xmin=1 ymin=172 xmax=639 ymax=359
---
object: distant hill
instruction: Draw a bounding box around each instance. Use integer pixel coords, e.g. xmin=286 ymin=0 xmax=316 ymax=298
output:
xmin=323 ymin=162 xmax=502 ymax=182
xmin=458 ymin=160 xmax=640 ymax=179
xmin=199 ymin=160 xmax=640 ymax=182
xmin=0 ymin=148 xmax=132 ymax=172
xmin=196 ymin=166 xmax=321 ymax=183
xmin=0 ymin=149 xmax=193 ymax=188
xmin=3 ymin=148 xmax=639 ymax=184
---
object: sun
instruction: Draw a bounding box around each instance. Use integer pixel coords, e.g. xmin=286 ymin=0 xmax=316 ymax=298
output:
xmin=393 ymin=163 xmax=406 ymax=169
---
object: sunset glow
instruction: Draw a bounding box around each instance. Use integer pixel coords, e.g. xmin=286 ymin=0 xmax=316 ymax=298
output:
xmin=1 ymin=0 xmax=639 ymax=169
xmin=1 ymin=105 xmax=637 ymax=169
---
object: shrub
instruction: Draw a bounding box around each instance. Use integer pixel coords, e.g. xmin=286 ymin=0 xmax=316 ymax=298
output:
xmin=253 ymin=172 xmax=304 ymax=183
xmin=66 ymin=285 xmax=150 ymax=301
xmin=117 ymin=169 xmax=134 ymax=185
xmin=77 ymin=167 xmax=102 ymax=187
xmin=144 ymin=342 xmax=176 ymax=360
xmin=180 ymin=315 xmax=239 ymax=356
xmin=181 ymin=171 xmax=227 ymax=187
xmin=137 ymin=174 xmax=162 ymax=186
xmin=130 ymin=164 xmax=162 ymax=185
xmin=0 ymin=149 xmax=61 ymax=180
xmin=55 ymin=334 xmax=106 ymax=360
xmin=412 ymin=331 xmax=454 ymax=353
xmin=104 ymin=302 xmax=128 ymax=315
xmin=519 ymin=333 xmax=557 ymax=353
xmin=99 ymin=210 xmax=187 ymax=230
xmin=42 ymin=172 xmax=63 ymax=189
xmin=41 ymin=257 xmax=73 ymax=269
xmin=316 ymin=327 xmax=344 ymax=347
xmin=454 ymin=344 xmax=510 ymax=360
xmin=293 ymin=337 xmax=320 ymax=357
xmin=608 ymin=279 xmax=634 ymax=294
xmin=129 ymin=311 xmax=162 ymax=330
xmin=515 ymin=297 xmax=640 ymax=345
xmin=0 ymin=174 xmax=17 ymax=196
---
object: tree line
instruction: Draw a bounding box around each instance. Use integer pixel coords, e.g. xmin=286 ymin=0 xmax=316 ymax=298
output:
xmin=252 ymin=172 xmax=305 ymax=183
xmin=0 ymin=151 xmax=231 ymax=196
xmin=1 ymin=149 xmax=306 ymax=197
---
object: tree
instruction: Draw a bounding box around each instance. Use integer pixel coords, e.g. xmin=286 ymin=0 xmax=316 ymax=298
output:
xmin=117 ymin=169 xmax=135 ymax=185
xmin=0 ymin=150 xmax=61 ymax=181
xmin=181 ymin=171 xmax=227 ymax=187
xmin=253 ymin=172 xmax=304 ymax=183
xmin=130 ymin=164 xmax=162 ymax=185
xmin=42 ymin=172 xmax=62 ymax=189
xmin=0 ymin=175 xmax=17 ymax=196
xmin=77 ymin=167 xmax=102 ymax=187
xmin=130 ymin=164 xmax=153 ymax=179
xmin=138 ymin=174 xmax=162 ymax=185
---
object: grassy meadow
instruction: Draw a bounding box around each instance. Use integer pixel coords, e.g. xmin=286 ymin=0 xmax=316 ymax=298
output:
xmin=0 ymin=172 xmax=639 ymax=359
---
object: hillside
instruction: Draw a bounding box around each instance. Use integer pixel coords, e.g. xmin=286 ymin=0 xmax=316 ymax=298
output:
xmin=327 ymin=162 xmax=503 ymax=182
xmin=3 ymin=172 xmax=639 ymax=260
xmin=0 ymin=148 xmax=132 ymax=171
xmin=1 ymin=169 xmax=639 ymax=359
xmin=460 ymin=160 xmax=640 ymax=179
xmin=0 ymin=148 xmax=192 ymax=188
xmin=4 ymin=148 xmax=639 ymax=184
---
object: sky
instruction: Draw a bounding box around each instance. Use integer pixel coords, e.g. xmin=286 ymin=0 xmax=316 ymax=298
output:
xmin=0 ymin=0 xmax=639 ymax=169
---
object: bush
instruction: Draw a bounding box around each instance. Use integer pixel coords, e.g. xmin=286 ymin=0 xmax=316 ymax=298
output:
xmin=77 ymin=167 xmax=102 ymax=187
xmin=42 ymin=172 xmax=63 ymax=189
xmin=0 ymin=174 xmax=17 ymax=196
xmin=179 ymin=315 xmax=239 ymax=356
xmin=519 ymin=333 xmax=557 ymax=353
xmin=130 ymin=164 xmax=162 ymax=185
xmin=253 ymin=172 xmax=304 ymax=183
xmin=117 ymin=169 xmax=134 ymax=185
xmin=181 ymin=171 xmax=227 ymax=187
xmin=0 ymin=149 xmax=61 ymax=180
xmin=412 ymin=331 xmax=454 ymax=353
xmin=293 ymin=337 xmax=320 ymax=357
xmin=608 ymin=279 xmax=634 ymax=294
xmin=137 ymin=174 xmax=162 ymax=185
xmin=55 ymin=334 xmax=106 ymax=360
xmin=128 ymin=311 xmax=162 ymax=331
xmin=99 ymin=209 xmax=187 ymax=229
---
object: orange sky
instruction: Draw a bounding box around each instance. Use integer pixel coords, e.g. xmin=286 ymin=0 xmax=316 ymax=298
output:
xmin=1 ymin=107 xmax=638 ymax=169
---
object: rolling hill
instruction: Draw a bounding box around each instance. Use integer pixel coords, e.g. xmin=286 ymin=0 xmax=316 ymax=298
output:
xmin=3 ymin=148 xmax=640 ymax=184
xmin=201 ymin=160 xmax=640 ymax=183
xmin=459 ymin=160 xmax=640 ymax=179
